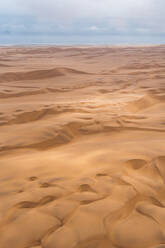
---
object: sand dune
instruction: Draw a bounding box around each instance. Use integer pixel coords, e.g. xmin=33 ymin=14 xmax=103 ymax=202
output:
xmin=0 ymin=67 xmax=90 ymax=83
xmin=0 ymin=63 xmax=11 ymax=67
xmin=0 ymin=45 xmax=165 ymax=248
xmin=0 ymin=89 xmax=47 ymax=99
xmin=126 ymin=94 xmax=160 ymax=112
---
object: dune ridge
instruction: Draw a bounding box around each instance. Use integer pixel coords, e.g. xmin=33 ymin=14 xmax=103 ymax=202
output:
xmin=0 ymin=67 xmax=91 ymax=83
xmin=126 ymin=94 xmax=161 ymax=112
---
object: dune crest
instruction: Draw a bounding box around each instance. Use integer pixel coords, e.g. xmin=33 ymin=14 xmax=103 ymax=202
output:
xmin=0 ymin=67 xmax=90 ymax=83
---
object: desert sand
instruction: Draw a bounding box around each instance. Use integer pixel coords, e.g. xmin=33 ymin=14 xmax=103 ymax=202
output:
xmin=0 ymin=45 xmax=165 ymax=248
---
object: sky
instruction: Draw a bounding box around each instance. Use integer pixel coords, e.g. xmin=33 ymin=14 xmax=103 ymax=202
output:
xmin=0 ymin=0 xmax=165 ymax=44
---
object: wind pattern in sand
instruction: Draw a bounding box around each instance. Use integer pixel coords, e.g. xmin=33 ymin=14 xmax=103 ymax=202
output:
xmin=0 ymin=46 xmax=165 ymax=248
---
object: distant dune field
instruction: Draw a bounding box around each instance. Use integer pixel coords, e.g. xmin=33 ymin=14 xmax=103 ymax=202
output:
xmin=0 ymin=45 xmax=165 ymax=248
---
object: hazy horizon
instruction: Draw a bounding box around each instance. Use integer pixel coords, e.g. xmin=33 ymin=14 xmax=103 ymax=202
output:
xmin=0 ymin=34 xmax=165 ymax=46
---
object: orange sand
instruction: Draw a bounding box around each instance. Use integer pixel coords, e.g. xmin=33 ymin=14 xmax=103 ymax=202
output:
xmin=0 ymin=45 xmax=165 ymax=248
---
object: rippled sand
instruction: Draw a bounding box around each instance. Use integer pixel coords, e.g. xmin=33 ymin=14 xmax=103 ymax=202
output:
xmin=0 ymin=45 xmax=165 ymax=248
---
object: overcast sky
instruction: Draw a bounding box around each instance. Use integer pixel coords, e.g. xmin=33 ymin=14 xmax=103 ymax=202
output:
xmin=0 ymin=0 xmax=165 ymax=44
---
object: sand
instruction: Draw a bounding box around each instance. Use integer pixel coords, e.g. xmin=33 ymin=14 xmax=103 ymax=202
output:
xmin=0 ymin=45 xmax=165 ymax=248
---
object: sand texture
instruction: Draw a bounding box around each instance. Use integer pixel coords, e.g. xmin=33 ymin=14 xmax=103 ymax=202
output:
xmin=0 ymin=45 xmax=165 ymax=248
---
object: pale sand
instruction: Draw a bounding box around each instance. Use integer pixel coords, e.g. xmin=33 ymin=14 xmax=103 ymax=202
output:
xmin=0 ymin=45 xmax=165 ymax=248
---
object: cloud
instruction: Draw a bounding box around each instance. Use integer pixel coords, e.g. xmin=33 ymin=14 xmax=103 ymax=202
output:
xmin=1 ymin=0 xmax=165 ymax=42
xmin=14 ymin=0 xmax=150 ymax=23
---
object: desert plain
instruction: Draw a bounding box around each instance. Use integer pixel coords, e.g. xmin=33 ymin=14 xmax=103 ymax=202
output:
xmin=0 ymin=45 xmax=165 ymax=248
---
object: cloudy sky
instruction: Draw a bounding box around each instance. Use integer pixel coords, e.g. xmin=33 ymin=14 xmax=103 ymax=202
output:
xmin=0 ymin=0 xmax=165 ymax=44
